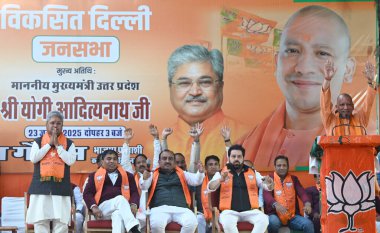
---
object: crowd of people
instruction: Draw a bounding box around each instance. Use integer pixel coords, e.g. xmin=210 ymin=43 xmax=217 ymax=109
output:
xmin=26 ymin=111 xmax=322 ymax=233
xmin=33 ymin=91 xmax=376 ymax=233
xmin=24 ymin=4 xmax=378 ymax=233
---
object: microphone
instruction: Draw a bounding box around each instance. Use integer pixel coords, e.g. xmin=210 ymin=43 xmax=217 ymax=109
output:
xmin=331 ymin=123 xmax=367 ymax=136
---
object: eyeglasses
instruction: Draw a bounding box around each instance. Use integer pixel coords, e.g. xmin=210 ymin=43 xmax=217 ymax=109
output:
xmin=171 ymin=78 xmax=221 ymax=92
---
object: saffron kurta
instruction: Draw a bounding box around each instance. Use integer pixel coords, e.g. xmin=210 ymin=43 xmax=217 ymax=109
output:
xmin=320 ymin=86 xmax=376 ymax=136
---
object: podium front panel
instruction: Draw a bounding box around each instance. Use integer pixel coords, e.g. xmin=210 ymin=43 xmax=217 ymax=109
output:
xmin=319 ymin=136 xmax=377 ymax=233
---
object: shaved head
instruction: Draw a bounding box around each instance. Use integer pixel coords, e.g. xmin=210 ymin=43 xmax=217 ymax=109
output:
xmin=336 ymin=93 xmax=354 ymax=119
xmin=276 ymin=5 xmax=355 ymax=117
xmin=284 ymin=5 xmax=351 ymax=53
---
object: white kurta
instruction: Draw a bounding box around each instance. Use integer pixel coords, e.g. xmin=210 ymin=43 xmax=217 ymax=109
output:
xmin=26 ymin=195 xmax=72 ymax=224
xmin=26 ymin=141 xmax=76 ymax=224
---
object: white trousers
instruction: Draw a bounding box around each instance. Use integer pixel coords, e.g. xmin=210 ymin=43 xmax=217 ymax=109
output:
xmin=75 ymin=213 xmax=84 ymax=233
xmin=219 ymin=209 xmax=269 ymax=233
xmin=136 ymin=209 xmax=147 ymax=231
xmin=197 ymin=213 xmax=212 ymax=233
xmin=149 ymin=205 xmax=197 ymax=233
xmin=136 ymin=190 xmax=147 ymax=230
xmin=34 ymin=219 xmax=68 ymax=233
xmin=99 ymin=195 xmax=140 ymax=233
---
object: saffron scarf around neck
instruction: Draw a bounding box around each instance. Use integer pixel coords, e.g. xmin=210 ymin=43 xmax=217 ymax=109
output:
xmin=333 ymin=114 xmax=364 ymax=136
xmin=40 ymin=133 xmax=67 ymax=182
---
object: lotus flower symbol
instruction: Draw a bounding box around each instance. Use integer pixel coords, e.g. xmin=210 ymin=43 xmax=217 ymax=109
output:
xmin=325 ymin=170 xmax=375 ymax=232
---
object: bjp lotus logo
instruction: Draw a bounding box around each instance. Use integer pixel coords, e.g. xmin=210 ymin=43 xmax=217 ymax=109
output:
xmin=325 ymin=170 xmax=375 ymax=232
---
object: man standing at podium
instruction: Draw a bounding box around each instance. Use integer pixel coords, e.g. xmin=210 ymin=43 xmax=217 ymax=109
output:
xmin=321 ymin=60 xmax=377 ymax=136
xmin=319 ymin=60 xmax=379 ymax=232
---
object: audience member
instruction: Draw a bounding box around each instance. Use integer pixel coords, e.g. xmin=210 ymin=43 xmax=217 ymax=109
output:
xmin=83 ymin=150 xmax=141 ymax=233
xmin=141 ymin=149 xmax=205 ymax=233
xmin=208 ymin=144 xmax=274 ymax=233
xmin=264 ymin=155 xmax=314 ymax=233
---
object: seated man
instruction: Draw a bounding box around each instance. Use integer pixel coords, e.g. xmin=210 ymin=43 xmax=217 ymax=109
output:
xmin=305 ymin=175 xmax=321 ymax=233
xmin=195 ymin=155 xmax=220 ymax=233
xmin=83 ymin=150 xmax=141 ymax=233
xmin=321 ymin=60 xmax=376 ymax=136
xmin=221 ymin=126 xmax=265 ymax=210
xmin=141 ymin=149 xmax=205 ymax=233
xmin=175 ymin=152 xmax=188 ymax=171
xmin=264 ymin=155 xmax=314 ymax=233
xmin=121 ymin=124 xmax=166 ymax=175
xmin=120 ymin=124 xmax=166 ymax=231
xmin=72 ymin=183 xmax=85 ymax=233
xmin=208 ymin=144 xmax=274 ymax=233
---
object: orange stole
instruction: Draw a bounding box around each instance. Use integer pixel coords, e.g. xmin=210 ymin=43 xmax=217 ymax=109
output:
xmin=274 ymin=173 xmax=296 ymax=225
xmin=332 ymin=116 xmax=364 ymax=136
xmin=147 ymin=167 xmax=191 ymax=207
xmin=40 ymin=133 xmax=67 ymax=181
xmin=134 ymin=173 xmax=141 ymax=195
xmin=219 ymin=166 xmax=259 ymax=211
xmin=201 ymin=175 xmax=212 ymax=221
xmin=94 ymin=166 xmax=130 ymax=205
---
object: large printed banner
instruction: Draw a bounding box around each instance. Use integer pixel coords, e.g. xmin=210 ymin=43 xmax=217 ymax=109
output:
xmin=0 ymin=0 xmax=377 ymax=176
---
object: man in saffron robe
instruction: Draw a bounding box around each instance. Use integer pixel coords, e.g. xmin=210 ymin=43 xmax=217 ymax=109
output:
xmin=321 ymin=59 xmax=376 ymax=136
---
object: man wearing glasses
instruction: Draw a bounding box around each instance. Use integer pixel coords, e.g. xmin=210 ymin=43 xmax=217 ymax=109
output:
xmin=162 ymin=44 xmax=249 ymax=164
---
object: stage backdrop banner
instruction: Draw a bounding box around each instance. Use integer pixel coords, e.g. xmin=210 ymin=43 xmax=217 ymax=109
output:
xmin=0 ymin=0 xmax=377 ymax=180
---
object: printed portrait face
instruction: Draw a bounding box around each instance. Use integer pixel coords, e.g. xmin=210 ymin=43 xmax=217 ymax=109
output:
xmin=170 ymin=61 xmax=223 ymax=124
xmin=276 ymin=13 xmax=354 ymax=113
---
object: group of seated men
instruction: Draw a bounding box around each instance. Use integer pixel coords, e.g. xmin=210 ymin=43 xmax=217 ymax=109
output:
xmin=70 ymin=58 xmax=380 ymax=233
xmin=78 ymin=123 xmax=319 ymax=233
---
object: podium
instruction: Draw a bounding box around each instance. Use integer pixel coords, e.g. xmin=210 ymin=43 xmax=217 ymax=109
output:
xmin=319 ymin=135 xmax=379 ymax=233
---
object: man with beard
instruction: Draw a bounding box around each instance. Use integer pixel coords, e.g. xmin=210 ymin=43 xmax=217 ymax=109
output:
xmin=264 ymin=155 xmax=313 ymax=233
xmin=26 ymin=111 xmax=76 ymax=233
xmin=238 ymin=5 xmax=359 ymax=170
xmin=195 ymin=155 xmax=220 ymax=233
xmin=83 ymin=150 xmax=141 ymax=233
xmin=141 ymin=149 xmax=205 ymax=233
xmin=321 ymin=60 xmax=376 ymax=136
xmin=208 ymin=144 xmax=274 ymax=233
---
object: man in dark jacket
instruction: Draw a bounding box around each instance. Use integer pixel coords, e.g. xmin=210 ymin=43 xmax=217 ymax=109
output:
xmin=264 ymin=155 xmax=314 ymax=233
xmin=83 ymin=149 xmax=141 ymax=233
